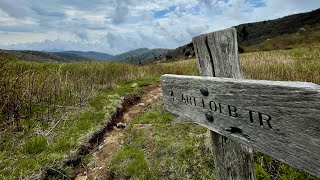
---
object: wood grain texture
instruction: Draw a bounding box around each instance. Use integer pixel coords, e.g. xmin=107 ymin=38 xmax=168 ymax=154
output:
xmin=161 ymin=74 xmax=320 ymax=178
xmin=193 ymin=27 xmax=255 ymax=180
xmin=193 ymin=28 xmax=242 ymax=79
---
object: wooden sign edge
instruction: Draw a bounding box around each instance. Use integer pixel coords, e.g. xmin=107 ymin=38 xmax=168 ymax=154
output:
xmin=161 ymin=74 xmax=320 ymax=90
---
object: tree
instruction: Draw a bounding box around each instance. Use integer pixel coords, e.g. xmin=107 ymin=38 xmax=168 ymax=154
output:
xmin=240 ymin=26 xmax=249 ymax=41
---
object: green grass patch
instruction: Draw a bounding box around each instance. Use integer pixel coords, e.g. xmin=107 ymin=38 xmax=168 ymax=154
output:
xmin=109 ymin=102 xmax=216 ymax=179
xmin=21 ymin=136 xmax=48 ymax=155
xmin=111 ymin=146 xmax=152 ymax=179
xmin=255 ymin=164 xmax=271 ymax=180
xmin=254 ymin=152 xmax=318 ymax=180
xmin=0 ymin=76 xmax=159 ymax=179
xmin=110 ymin=100 xmax=319 ymax=179
xmin=130 ymin=108 xmax=173 ymax=125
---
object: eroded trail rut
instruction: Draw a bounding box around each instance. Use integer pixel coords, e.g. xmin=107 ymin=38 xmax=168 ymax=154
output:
xmin=76 ymin=84 xmax=162 ymax=180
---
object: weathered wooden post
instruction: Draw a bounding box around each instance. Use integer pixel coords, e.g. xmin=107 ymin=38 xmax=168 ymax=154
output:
xmin=192 ymin=28 xmax=255 ymax=180
xmin=161 ymin=28 xmax=320 ymax=179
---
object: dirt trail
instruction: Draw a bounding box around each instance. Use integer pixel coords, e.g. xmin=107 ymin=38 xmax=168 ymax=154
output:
xmin=75 ymin=84 xmax=162 ymax=180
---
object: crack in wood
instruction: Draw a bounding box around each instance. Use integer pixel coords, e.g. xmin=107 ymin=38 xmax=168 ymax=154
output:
xmin=204 ymin=35 xmax=215 ymax=77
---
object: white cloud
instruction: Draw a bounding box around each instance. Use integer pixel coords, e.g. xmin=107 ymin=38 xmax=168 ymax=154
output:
xmin=0 ymin=0 xmax=319 ymax=54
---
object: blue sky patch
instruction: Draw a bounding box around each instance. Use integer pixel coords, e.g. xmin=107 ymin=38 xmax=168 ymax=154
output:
xmin=245 ymin=0 xmax=266 ymax=8
xmin=153 ymin=6 xmax=176 ymax=18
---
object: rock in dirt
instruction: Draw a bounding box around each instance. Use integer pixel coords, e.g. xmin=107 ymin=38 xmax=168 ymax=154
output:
xmin=116 ymin=122 xmax=127 ymax=128
xmin=131 ymin=83 xmax=138 ymax=88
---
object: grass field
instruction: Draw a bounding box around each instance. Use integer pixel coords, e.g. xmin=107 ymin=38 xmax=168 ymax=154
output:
xmin=107 ymin=47 xmax=320 ymax=180
xmin=0 ymin=46 xmax=319 ymax=179
xmin=0 ymin=58 xmax=197 ymax=179
xmin=241 ymin=46 xmax=320 ymax=83
xmin=109 ymin=101 xmax=215 ymax=179
xmin=109 ymin=101 xmax=317 ymax=180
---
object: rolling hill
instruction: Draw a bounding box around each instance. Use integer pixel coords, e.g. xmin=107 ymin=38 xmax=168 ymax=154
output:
xmin=0 ymin=49 xmax=94 ymax=62
xmin=162 ymin=43 xmax=195 ymax=62
xmin=0 ymin=48 xmax=169 ymax=63
xmin=162 ymin=8 xmax=320 ymax=61
xmin=236 ymin=8 xmax=320 ymax=51
xmin=62 ymin=51 xmax=113 ymax=60
xmin=111 ymin=48 xmax=170 ymax=63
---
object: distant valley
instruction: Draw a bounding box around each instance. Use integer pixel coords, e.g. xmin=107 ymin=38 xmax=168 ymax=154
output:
xmin=0 ymin=48 xmax=170 ymax=63
xmin=61 ymin=48 xmax=170 ymax=63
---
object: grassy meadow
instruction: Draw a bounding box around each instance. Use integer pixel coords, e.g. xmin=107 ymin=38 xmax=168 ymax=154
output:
xmin=0 ymin=57 xmax=197 ymax=179
xmin=108 ymin=47 xmax=320 ymax=180
xmin=241 ymin=46 xmax=320 ymax=83
xmin=0 ymin=46 xmax=319 ymax=179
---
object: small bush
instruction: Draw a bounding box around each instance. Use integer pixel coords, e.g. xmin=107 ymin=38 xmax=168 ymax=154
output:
xmin=22 ymin=136 xmax=48 ymax=154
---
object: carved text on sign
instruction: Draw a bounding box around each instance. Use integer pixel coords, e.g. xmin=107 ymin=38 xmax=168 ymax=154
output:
xmin=170 ymin=90 xmax=273 ymax=129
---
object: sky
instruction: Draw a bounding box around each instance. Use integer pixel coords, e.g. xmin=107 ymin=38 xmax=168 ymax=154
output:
xmin=0 ymin=0 xmax=319 ymax=55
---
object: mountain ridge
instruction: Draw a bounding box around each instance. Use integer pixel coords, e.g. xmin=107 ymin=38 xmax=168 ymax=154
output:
xmin=62 ymin=51 xmax=113 ymax=60
xmin=236 ymin=8 xmax=320 ymax=49
xmin=111 ymin=48 xmax=170 ymax=63
xmin=0 ymin=49 xmax=94 ymax=62
xmin=163 ymin=8 xmax=320 ymax=61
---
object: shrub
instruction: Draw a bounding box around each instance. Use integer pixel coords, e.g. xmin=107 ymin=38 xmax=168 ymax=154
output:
xmin=22 ymin=136 xmax=48 ymax=154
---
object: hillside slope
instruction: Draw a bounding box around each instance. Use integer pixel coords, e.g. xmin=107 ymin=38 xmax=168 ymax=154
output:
xmin=163 ymin=43 xmax=195 ymax=62
xmin=0 ymin=48 xmax=170 ymax=63
xmin=0 ymin=49 xmax=94 ymax=62
xmin=236 ymin=8 xmax=320 ymax=52
xmin=237 ymin=8 xmax=320 ymax=46
xmin=111 ymin=48 xmax=170 ymax=63
xmin=162 ymin=8 xmax=320 ymax=61
xmin=62 ymin=51 xmax=113 ymax=60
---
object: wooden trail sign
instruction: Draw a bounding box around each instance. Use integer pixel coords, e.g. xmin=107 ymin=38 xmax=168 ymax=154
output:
xmin=161 ymin=74 xmax=320 ymax=177
xmin=193 ymin=28 xmax=255 ymax=180
xmin=161 ymin=28 xmax=320 ymax=179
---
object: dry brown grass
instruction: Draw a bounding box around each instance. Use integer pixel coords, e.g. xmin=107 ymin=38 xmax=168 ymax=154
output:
xmin=0 ymin=57 xmax=198 ymax=128
xmin=240 ymin=47 xmax=320 ymax=83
